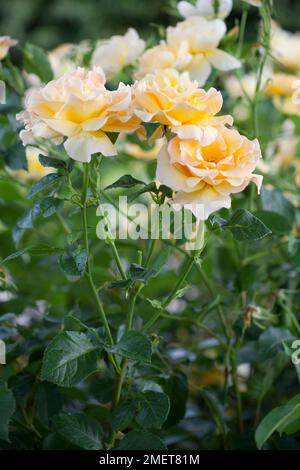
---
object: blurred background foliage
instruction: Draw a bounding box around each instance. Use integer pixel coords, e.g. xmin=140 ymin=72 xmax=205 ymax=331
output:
xmin=0 ymin=0 xmax=300 ymax=50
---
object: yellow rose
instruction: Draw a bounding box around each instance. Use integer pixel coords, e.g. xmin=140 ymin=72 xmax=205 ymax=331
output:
xmin=133 ymin=69 xmax=233 ymax=145
xmin=137 ymin=17 xmax=240 ymax=85
xmin=271 ymin=22 xmax=300 ymax=73
xmin=157 ymin=126 xmax=262 ymax=219
xmin=265 ymin=120 xmax=300 ymax=186
xmin=92 ymin=29 xmax=145 ymax=79
xmin=136 ymin=41 xmax=191 ymax=79
xmin=265 ymin=73 xmax=300 ymax=116
xmin=17 ymin=67 xmax=141 ymax=162
xmin=9 ymin=147 xmax=53 ymax=183
xmin=0 ymin=36 xmax=17 ymax=60
xmin=178 ymin=0 xmax=232 ymax=20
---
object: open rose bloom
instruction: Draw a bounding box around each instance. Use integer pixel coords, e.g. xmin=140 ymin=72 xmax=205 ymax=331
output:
xmin=17 ymin=63 xmax=263 ymax=220
xmin=157 ymin=127 xmax=262 ymax=220
xmin=0 ymin=36 xmax=17 ymax=60
xmin=132 ymin=68 xmax=262 ymax=220
xmin=17 ymin=67 xmax=141 ymax=162
xmin=137 ymin=16 xmax=240 ymax=86
xmin=92 ymin=28 xmax=145 ymax=79
xmin=133 ymin=69 xmax=233 ymax=143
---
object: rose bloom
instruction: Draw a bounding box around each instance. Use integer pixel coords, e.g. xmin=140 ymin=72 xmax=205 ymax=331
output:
xmin=17 ymin=67 xmax=141 ymax=163
xmin=48 ymin=42 xmax=90 ymax=79
xmin=0 ymin=36 xmax=17 ymax=60
xmin=133 ymin=69 xmax=233 ymax=144
xmin=265 ymin=72 xmax=300 ymax=116
xmin=271 ymin=22 xmax=300 ymax=73
xmin=157 ymin=126 xmax=262 ymax=220
xmin=92 ymin=29 xmax=145 ymax=79
xmin=178 ymin=0 xmax=232 ymax=20
xmin=265 ymin=120 xmax=300 ymax=186
xmin=137 ymin=16 xmax=240 ymax=86
xmin=9 ymin=147 xmax=53 ymax=183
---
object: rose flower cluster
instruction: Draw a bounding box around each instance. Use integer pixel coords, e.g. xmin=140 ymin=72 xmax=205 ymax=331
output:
xmin=17 ymin=65 xmax=262 ymax=220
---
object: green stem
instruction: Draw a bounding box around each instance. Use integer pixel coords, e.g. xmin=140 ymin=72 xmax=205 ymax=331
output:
xmin=237 ymin=4 xmax=249 ymax=58
xmin=56 ymin=211 xmax=71 ymax=235
xmin=230 ymin=350 xmax=244 ymax=433
xmin=107 ymin=359 xmax=127 ymax=448
xmin=108 ymin=239 xmax=127 ymax=280
xmin=141 ymin=255 xmax=195 ymax=332
xmin=144 ymin=238 xmax=156 ymax=267
xmin=252 ymin=0 xmax=272 ymax=139
xmin=81 ymin=164 xmax=117 ymax=369
xmin=197 ymin=264 xmax=229 ymax=338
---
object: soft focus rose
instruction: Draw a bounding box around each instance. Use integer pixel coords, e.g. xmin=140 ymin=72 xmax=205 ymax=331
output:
xmin=9 ymin=147 xmax=53 ymax=183
xmin=133 ymin=69 xmax=232 ymax=144
xmin=48 ymin=42 xmax=90 ymax=78
xmin=17 ymin=67 xmax=141 ymax=163
xmin=0 ymin=36 xmax=17 ymax=60
xmin=135 ymin=41 xmax=190 ymax=79
xmin=137 ymin=16 xmax=240 ymax=85
xmin=92 ymin=29 xmax=145 ymax=79
xmin=166 ymin=16 xmax=240 ymax=85
xmin=265 ymin=72 xmax=300 ymax=116
xmin=265 ymin=120 xmax=300 ymax=185
xmin=157 ymin=126 xmax=262 ymax=220
xmin=178 ymin=0 xmax=232 ymax=20
xmin=271 ymin=22 xmax=300 ymax=73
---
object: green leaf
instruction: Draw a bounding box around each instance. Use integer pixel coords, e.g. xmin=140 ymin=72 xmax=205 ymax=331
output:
xmin=163 ymin=371 xmax=188 ymax=427
xmin=27 ymin=173 xmax=61 ymax=199
xmin=2 ymin=245 xmax=63 ymax=263
xmin=1 ymin=249 xmax=27 ymax=263
xmin=254 ymin=210 xmax=292 ymax=234
xmin=41 ymin=331 xmax=100 ymax=387
xmin=109 ymin=331 xmax=152 ymax=363
xmin=115 ymin=430 xmax=166 ymax=450
xmin=129 ymin=263 xmax=156 ymax=284
xmin=255 ymin=399 xmax=300 ymax=449
xmin=53 ymin=413 xmax=103 ymax=450
xmin=128 ymin=182 xmax=157 ymax=202
xmin=158 ymin=184 xmax=173 ymax=199
xmin=225 ymin=209 xmax=271 ymax=241
xmin=0 ymin=63 xmax=24 ymax=95
xmin=39 ymin=155 xmax=66 ymax=170
xmin=59 ymin=249 xmax=88 ymax=281
xmin=17 ymin=200 xmax=42 ymax=229
xmin=136 ymin=391 xmax=170 ymax=429
xmin=258 ymin=327 xmax=294 ymax=361
xmin=112 ymin=399 xmax=136 ymax=431
xmin=0 ymin=380 xmax=16 ymax=442
xmin=105 ymin=175 xmax=146 ymax=190
xmin=40 ymin=197 xmax=63 ymax=218
xmin=23 ymin=43 xmax=53 ymax=83
xmin=261 ymin=187 xmax=295 ymax=224
xmin=288 ymin=236 xmax=300 ymax=267
xmin=142 ymin=122 xmax=162 ymax=139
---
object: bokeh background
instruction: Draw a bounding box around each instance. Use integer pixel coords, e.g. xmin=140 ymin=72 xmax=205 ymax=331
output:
xmin=0 ymin=0 xmax=299 ymax=50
